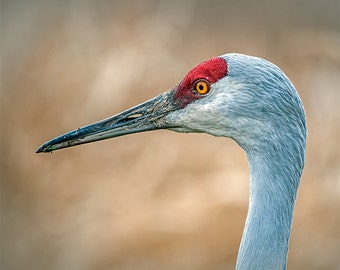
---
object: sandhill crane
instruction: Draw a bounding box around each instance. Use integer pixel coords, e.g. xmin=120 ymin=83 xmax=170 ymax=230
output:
xmin=37 ymin=53 xmax=306 ymax=269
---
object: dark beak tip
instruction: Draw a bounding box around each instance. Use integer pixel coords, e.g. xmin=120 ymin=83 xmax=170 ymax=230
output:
xmin=35 ymin=144 xmax=50 ymax=153
xmin=35 ymin=146 xmax=43 ymax=153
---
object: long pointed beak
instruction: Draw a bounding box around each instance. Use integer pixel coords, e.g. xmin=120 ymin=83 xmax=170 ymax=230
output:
xmin=36 ymin=89 xmax=178 ymax=153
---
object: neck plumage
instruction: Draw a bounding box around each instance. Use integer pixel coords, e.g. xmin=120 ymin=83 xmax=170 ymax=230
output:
xmin=236 ymin=139 xmax=305 ymax=270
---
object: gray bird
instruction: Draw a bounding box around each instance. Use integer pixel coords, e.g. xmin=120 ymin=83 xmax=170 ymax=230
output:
xmin=37 ymin=53 xmax=306 ymax=270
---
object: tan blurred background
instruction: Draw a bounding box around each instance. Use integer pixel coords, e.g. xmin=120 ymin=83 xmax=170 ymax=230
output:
xmin=1 ymin=0 xmax=339 ymax=269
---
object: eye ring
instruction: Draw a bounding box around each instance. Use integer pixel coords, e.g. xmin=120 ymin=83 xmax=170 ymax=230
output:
xmin=194 ymin=79 xmax=210 ymax=95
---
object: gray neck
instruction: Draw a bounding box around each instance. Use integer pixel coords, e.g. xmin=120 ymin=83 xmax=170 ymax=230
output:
xmin=236 ymin=142 xmax=304 ymax=270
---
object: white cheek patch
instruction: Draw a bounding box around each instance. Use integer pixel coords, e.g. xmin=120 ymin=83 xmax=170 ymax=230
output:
xmin=165 ymin=74 xmax=273 ymax=146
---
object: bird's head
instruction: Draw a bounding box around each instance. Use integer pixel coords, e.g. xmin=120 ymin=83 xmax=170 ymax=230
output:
xmin=36 ymin=54 xmax=306 ymax=153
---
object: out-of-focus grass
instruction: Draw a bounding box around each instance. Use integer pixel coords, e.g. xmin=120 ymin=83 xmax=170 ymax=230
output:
xmin=1 ymin=1 xmax=339 ymax=270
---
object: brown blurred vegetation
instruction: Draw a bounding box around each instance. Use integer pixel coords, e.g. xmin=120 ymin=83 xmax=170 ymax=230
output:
xmin=1 ymin=0 xmax=339 ymax=269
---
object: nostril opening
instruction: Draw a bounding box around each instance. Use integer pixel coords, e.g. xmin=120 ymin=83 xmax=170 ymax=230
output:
xmin=127 ymin=113 xmax=143 ymax=119
xmin=117 ymin=113 xmax=143 ymax=124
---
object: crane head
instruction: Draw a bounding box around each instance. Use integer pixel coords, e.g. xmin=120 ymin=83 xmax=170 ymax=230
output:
xmin=36 ymin=54 xmax=305 ymax=153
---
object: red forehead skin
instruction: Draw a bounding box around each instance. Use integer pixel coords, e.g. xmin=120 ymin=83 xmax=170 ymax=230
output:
xmin=174 ymin=57 xmax=228 ymax=108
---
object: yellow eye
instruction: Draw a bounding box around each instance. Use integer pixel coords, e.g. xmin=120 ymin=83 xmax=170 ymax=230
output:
xmin=194 ymin=80 xmax=210 ymax=95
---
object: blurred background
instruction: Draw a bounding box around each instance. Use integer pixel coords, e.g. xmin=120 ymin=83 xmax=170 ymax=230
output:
xmin=1 ymin=0 xmax=339 ymax=269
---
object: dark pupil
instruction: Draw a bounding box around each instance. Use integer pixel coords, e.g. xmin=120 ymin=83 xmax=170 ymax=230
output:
xmin=199 ymin=84 xmax=204 ymax=90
